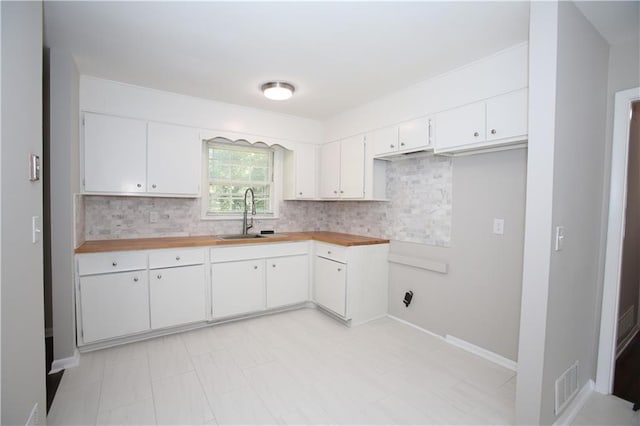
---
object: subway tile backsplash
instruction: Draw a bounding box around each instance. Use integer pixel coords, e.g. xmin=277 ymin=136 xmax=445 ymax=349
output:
xmin=82 ymin=155 xmax=452 ymax=246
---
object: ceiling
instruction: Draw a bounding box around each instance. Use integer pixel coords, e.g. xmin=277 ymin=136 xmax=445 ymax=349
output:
xmin=44 ymin=2 xmax=533 ymax=120
xmin=574 ymin=1 xmax=640 ymax=46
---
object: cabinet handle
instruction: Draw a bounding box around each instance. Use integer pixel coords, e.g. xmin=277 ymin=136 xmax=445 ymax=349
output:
xmin=299 ymin=192 xmax=303 ymax=195
xmin=176 ymin=256 xmax=181 ymax=261
xmin=272 ymin=264 xmax=276 ymax=268
xmin=473 ymin=132 xmax=479 ymax=137
xmin=333 ymin=190 xmax=338 ymax=194
xmin=340 ymin=190 xmax=344 ymax=194
xmin=337 ymin=268 xmax=342 ymax=272
xmin=490 ymin=129 xmax=497 ymax=135
xmin=390 ymin=144 xmax=395 ymax=148
xmin=327 ymin=251 xmax=332 ymax=255
xmin=254 ymin=265 xmax=258 ymax=270
xmin=112 ymin=261 xmax=117 ymax=267
xmin=136 ymin=183 xmax=142 ymax=188
xmin=157 ymin=274 xmax=162 ymax=279
xmin=152 ymin=184 xmax=157 ymax=189
xmin=400 ymin=142 xmax=405 ymax=147
xmin=133 ymin=277 xmax=139 ymax=282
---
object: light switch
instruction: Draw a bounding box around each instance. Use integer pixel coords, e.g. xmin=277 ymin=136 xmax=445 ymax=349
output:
xmin=555 ymin=226 xmax=565 ymax=251
xmin=32 ymin=216 xmax=41 ymax=243
xmin=493 ymin=218 xmax=505 ymax=235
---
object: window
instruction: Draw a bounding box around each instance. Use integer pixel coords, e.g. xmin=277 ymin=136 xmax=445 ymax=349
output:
xmin=205 ymin=142 xmax=274 ymax=216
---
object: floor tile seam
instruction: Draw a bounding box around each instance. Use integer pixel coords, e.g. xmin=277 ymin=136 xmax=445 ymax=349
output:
xmin=188 ymin=365 xmax=218 ymax=425
xmin=145 ymin=346 xmax=160 ymax=426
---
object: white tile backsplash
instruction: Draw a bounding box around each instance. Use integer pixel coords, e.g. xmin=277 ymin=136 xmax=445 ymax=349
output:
xmin=83 ymin=155 xmax=452 ymax=246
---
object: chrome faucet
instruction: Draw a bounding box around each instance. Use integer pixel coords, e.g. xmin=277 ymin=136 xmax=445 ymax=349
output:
xmin=242 ymin=187 xmax=256 ymax=235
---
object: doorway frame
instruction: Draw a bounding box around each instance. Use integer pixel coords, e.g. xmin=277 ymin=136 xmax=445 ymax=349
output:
xmin=596 ymin=86 xmax=640 ymax=393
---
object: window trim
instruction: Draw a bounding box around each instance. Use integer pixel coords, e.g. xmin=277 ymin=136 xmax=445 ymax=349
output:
xmin=200 ymin=139 xmax=282 ymax=221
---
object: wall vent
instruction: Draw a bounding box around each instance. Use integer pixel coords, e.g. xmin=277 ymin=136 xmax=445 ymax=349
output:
xmin=618 ymin=305 xmax=635 ymax=340
xmin=25 ymin=403 xmax=38 ymax=426
xmin=555 ymin=361 xmax=579 ymax=415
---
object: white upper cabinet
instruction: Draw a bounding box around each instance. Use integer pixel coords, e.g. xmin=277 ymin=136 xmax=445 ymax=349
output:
xmin=82 ymin=112 xmax=202 ymax=197
xmin=283 ymin=143 xmax=317 ymax=200
xmin=485 ymin=89 xmax=528 ymax=142
xmin=83 ymin=113 xmax=148 ymax=193
xmin=319 ymin=140 xmax=342 ymax=198
xmin=434 ymin=88 xmax=528 ymax=154
xmin=339 ymin=135 xmax=365 ymax=198
xmin=398 ymin=117 xmax=431 ymax=151
xmin=371 ymin=126 xmax=400 ymax=156
xmin=371 ymin=117 xmax=432 ymax=158
xmin=320 ymin=136 xmax=365 ymax=199
xmin=147 ymin=123 xmax=201 ymax=196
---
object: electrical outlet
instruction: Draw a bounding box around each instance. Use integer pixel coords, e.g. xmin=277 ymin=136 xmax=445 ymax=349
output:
xmin=149 ymin=212 xmax=159 ymax=223
xmin=493 ymin=218 xmax=504 ymax=235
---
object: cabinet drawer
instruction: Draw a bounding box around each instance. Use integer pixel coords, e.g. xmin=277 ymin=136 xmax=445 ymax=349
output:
xmin=149 ymin=248 xmax=206 ymax=269
xmin=314 ymin=242 xmax=347 ymax=263
xmin=77 ymin=251 xmax=147 ymax=276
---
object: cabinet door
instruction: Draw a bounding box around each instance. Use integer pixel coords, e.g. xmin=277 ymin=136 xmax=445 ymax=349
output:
xmin=371 ymin=126 xmax=399 ymax=156
xmin=212 ymin=260 xmax=265 ymax=318
xmin=434 ymin=102 xmax=486 ymax=151
xmin=150 ymin=265 xmax=207 ymax=329
xmin=339 ymin=135 xmax=365 ymax=198
xmin=294 ymin=144 xmax=317 ymax=199
xmin=486 ymin=89 xmax=528 ymax=142
xmin=83 ymin=113 xmax=147 ymax=193
xmin=319 ymin=140 xmax=342 ymax=198
xmin=314 ymin=256 xmax=347 ymax=317
xmin=79 ymin=271 xmax=150 ymax=343
xmin=266 ymin=255 xmax=309 ymax=308
xmin=147 ymin=122 xmax=201 ymax=196
xmin=398 ymin=117 xmax=431 ymax=150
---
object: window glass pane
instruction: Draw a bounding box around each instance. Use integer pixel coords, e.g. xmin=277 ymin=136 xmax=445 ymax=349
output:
xmin=206 ymin=143 xmax=273 ymax=215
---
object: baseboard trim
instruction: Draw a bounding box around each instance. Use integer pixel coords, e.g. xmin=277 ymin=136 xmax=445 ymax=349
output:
xmin=50 ymin=348 xmax=79 ymax=374
xmin=387 ymin=315 xmax=517 ymax=371
xmin=552 ymin=379 xmax=594 ymax=426
xmin=445 ymin=334 xmax=517 ymax=371
xmin=616 ymin=325 xmax=639 ymax=359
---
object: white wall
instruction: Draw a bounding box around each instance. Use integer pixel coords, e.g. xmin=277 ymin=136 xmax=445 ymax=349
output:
xmin=50 ymin=49 xmax=80 ymax=362
xmin=80 ymin=76 xmax=323 ymax=145
xmin=1 ymin=1 xmax=46 ymax=424
xmin=515 ymin=2 xmax=560 ymax=423
xmin=516 ymin=2 xmax=610 ymax=424
xmin=324 ymin=43 xmax=528 ymax=142
xmin=388 ymin=149 xmax=527 ymax=361
xmin=541 ymin=2 xmax=608 ymax=422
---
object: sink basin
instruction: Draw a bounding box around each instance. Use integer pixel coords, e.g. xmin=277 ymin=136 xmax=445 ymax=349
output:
xmin=217 ymin=233 xmax=289 ymax=240
xmin=218 ymin=234 xmax=267 ymax=240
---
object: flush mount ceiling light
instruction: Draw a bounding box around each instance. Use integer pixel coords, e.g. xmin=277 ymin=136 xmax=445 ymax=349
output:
xmin=261 ymin=81 xmax=295 ymax=101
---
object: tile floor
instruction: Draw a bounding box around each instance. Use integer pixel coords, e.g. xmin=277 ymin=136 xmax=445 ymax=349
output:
xmin=572 ymin=392 xmax=639 ymax=426
xmin=49 ymin=308 xmax=517 ymax=425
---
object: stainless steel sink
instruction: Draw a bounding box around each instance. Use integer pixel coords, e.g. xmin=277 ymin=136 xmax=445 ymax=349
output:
xmin=217 ymin=233 xmax=289 ymax=240
xmin=218 ymin=234 xmax=267 ymax=240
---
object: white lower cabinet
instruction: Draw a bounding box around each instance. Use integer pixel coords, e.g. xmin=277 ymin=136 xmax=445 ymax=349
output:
xmin=75 ymin=239 xmax=386 ymax=348
xmin=266 ymin=255 xmax=309 ymax=308
xmin=79 ymin=270 xmax=150 ymax=343
xmin=212 ymin=260 xmax=266 ymax=318
xmin=210 ymin=242 xmax=310 ymax=319
xmin=314 ymin=256 xmax=347 ymax=317
xmin=312 ymin=241 xmax=389 ymax=324
xmin=150 ymin=264 xmax=207 ymax=329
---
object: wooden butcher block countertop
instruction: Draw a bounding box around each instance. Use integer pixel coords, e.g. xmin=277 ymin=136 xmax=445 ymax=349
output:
xmin=75 ymin=231 xmax=390 ymax=253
